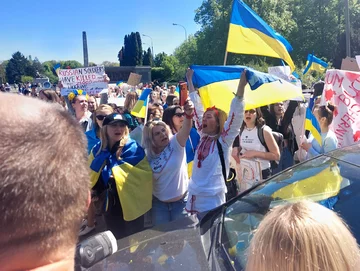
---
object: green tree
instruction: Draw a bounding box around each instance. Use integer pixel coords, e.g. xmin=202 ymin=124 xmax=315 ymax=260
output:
xmin=60 ymin=60 xmax=82 ymax=69
xmin=0 ymin=61 xmax=8 ymax=84
xmin=143 ymin=47 xmax=153 ymax=66
xmin=101 ymin=61 xmax=120 ymax=67
xmin=6 ymin=51 xmax=31 ymax=83
xmin=120 ymin=32 xmax=143 ymax=66
xmin=154 ymin=52 xmax=167 ymax=67
xmin=21 ymin=75 xmax=34 ymax=83
xmin=135 ymin=32 xmax=143 ymax=66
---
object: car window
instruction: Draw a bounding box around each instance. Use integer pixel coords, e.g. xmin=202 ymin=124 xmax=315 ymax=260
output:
xmin=221 ymin=156 xmax=360 ymax=270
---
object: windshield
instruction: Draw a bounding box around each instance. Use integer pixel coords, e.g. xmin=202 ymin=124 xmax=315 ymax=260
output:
xmin=221 ymin=156 xmax=360 ymax=270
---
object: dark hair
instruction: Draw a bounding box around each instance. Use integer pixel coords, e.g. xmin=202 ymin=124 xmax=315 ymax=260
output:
xmin=318 ymin=103 xmax=336 ymax=125
xmin=162 ymin=105 xmax=183 ymax=133
xmin=39 ymin=89 xmax=61 ymax=103
xmin=241 ymin=108 xmax=265 ymax=130
xmin=313 ymin=81 xmax=325 ymax=97
xmin=0 ymin=93 xmax=89 ymax=258
xmin=166 ymin=94 xmax=177 ymax=106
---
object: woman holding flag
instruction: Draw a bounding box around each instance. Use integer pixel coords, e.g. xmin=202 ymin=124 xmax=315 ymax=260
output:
xmin=185 ymin=69 xmax=246 ymax=214
xmin=89 ymin=113 xmax=152 ymax=239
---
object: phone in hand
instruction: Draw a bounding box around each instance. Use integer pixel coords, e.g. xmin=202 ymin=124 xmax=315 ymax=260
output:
xmin=179 ymin=82 xmax=188 ymax=106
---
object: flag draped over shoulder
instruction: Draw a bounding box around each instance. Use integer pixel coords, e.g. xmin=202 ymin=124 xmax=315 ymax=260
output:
xmin=131 ymin=88 xmax=151 ymax=118
xmin=226 ymin=0 xmax=295 ymax=71
xmin=89 ymin=139 xmax=152 ymax=221
xmin=303 ymin=54 xmax=328 ymax=75
xmin=190 ymin=65 xmax=303 ymax=112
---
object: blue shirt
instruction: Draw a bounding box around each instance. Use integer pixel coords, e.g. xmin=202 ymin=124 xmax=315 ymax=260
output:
xmin=308 ymin=130 xmax=338 ymax=158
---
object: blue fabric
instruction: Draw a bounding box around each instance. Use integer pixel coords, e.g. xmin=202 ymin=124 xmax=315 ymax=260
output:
xmin=152 ymin=195 xmax=188 ymax=226
xmin=186 ymin=128 xmax=200 ymax=164
xmin=318 ymin=196 xmax=338 ymax=210
xmin=190 ymin=65 xmax=281 ymax=91
xmin=85 ymin=128 xmax=100 ymax=154
xmin=273 ymin=147 xmax=294 ymax=174
xmin=308 ymin=132 xmax=338 ymax=158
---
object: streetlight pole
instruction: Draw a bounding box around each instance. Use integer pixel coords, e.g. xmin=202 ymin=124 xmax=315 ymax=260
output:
xmin=172 ymin=23 xmax=187 ymax=41
xmin=344 ymin=0 xmax=351 ymax=57
xmin=142 ymin=34 xmax=154 ymax=57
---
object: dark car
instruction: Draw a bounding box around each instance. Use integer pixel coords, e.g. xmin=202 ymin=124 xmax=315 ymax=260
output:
xmin=86 ymin=143 xmax=360 ymax=270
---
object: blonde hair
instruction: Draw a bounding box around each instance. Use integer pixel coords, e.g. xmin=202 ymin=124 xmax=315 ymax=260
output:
xmin=246 ymin=201 xmax=360 ymax=271
xmin=97 ymin=124 xmax=129 ymax=160
xmin=124 ymin=92 xmax=138 ymax=112
xmin=142 ymin=120 xmax=171 ymax=159
xmin=204 ymin=107 xmax=227 ymax=139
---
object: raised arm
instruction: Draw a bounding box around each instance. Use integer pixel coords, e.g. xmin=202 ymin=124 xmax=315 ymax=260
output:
xmin=176 ymin=100 xmax=195 ymax=147
xmin=221 ymin=70 xmax=246 ymax=146
xmin=186 ymin=69 xmax=204 ymax=131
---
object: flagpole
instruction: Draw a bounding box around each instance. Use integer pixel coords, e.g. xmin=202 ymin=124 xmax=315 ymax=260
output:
xmin=223 ymin=51 xmax=228 ymax=66
xmin=144 ymin=95 xmax=150 ymax=124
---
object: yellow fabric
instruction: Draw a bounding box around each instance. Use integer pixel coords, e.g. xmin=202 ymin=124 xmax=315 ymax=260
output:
xmin=272 ymin=166 xmax=342 ymax=202
xmin=198 ymin=79 xmax=303 ymax=113
xmin=305 ymin=61 xmax=327 ymax=73
xmin=187 ymin=161 xmax=194 ymax=178
xmin=227 ymin=23 xmax=295 ymax=71
xmin=89 ymin=153 xmax=153 ymax=221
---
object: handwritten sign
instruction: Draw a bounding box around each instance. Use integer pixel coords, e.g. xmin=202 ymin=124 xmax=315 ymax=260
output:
xmin=341 ymin=57 xmax=360 ymax=72
xmin=59 ymin=65 xmax=107 ymax=96
xmin=321 ymin=69 xmax=360 ymax=147
xmin=236 ymin=159 xmax=262 ymax=192
xmin=268 ymin=66 xmax=291 ymax=81
xmin=127 ymin=72 xmax=142 ymax=86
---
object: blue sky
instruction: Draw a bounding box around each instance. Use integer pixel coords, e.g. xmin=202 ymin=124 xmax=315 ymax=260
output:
xmin=0 ymin=0 xmax=202 ymax=64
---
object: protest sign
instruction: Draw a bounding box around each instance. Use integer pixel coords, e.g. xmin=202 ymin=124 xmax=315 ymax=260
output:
xmin=59 ymin=65 xmax=107 ymax=96
xmin=341 ymin=57 xmax=360 ymax=72
xmin=236 ymin=159 xmax=262 ymax=192
xmin=268 ymin=66 xmax=291 ymax=81
xmin=356 ymin=56 xmax=360 ymax=70
xmin=321 ymin=69 xmax=360 ymax=147
xmin=127 ymin=73 xmax=142 ymax=86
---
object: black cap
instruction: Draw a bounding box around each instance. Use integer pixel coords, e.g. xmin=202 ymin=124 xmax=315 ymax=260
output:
xmin=103 ymin=113 xmax=129 ymax=126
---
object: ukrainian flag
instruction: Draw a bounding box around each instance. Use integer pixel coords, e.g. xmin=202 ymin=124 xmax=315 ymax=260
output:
xmin=53 ymin=63 xmax=61 ymax=76
xmin=303 ymin=54 xmax=328 ymax=75
xmin=131 ymin=88 xmax=151 ymax=118
xmin=89 ymin=139 xmax=152 ymax=221
xmin=226 ymin=0 xmax=295 ymax=71
xmin=305 ymin=97 xmax=322 ymax=146
xmin=190 ymin=65 xmax=303 ymax=112
xmin=175 ymin=85 xmax=180 ymax=97
xmin=116 ymin=80 xmax=124 ymax=87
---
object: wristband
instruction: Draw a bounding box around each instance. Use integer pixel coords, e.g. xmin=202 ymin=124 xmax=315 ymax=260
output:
xmin=185 ymin=112 xmax=194 ymax=119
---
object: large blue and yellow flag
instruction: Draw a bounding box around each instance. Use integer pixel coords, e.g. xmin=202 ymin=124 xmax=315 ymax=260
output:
xmin=89 ymin=139 xmax=152 ymax=221
xmin=131 ymin=88 xmax=151 ymax=118
xmin=53 ymin=63 xmax=61 ymax=76
xmin=226 ymin=0 xmax=295 ymax=71
xmin=190 ymin=65 xmax=303 ymax=112
xmin=303 ymin=54 xmax=328 ymax=75
xmin=305 ymin=97 xmax=322 ymax=146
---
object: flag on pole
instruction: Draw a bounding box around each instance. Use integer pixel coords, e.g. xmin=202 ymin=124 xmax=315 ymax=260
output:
xmin=304 ymin=97 xmax=322 ymax=146
xmin=226 ymin=0 xmax=295 ymax=71
xmin=303 ymin=54 xmax=328 ymax=75
xmin=131 ymin=88 xmax=152 ymax=118
xmin=53 ymin=63 xmax=61 ymax=76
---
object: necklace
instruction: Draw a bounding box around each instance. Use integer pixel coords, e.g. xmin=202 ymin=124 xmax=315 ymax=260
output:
xmin=245 ymin=126 xmax=256 ymax=131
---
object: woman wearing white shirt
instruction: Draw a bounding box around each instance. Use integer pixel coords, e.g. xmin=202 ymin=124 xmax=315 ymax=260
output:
xmin=232 ymin=108 xmax=280 ymax=191
xmin=142 ymin=100 xmax=194 ymax=226
xmin=185 ymin=69 xmax=246 ymax=214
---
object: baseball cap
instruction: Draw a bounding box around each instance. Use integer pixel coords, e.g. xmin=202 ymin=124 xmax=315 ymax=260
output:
xmin=102 ymin=113 xmax=129 ymax=126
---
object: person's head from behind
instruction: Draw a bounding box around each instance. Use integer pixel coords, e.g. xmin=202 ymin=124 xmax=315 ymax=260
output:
xmin=147 ymin=106 xmax=162 ymax=122
xmin=38 ymin=89 xmax=61 ymax=104
xmin=87 ymin=95 xmax=98 ymax=113
xmin=93 ymin=104 xmax=114 ymax=132
xmin=246 ymin=201 xmax=360 ymax=271
xmin=166 ymin=94 xmax=177 ymax=106
xmin=68 ymin=90 xmax=89 ymax=116
xmin=162 ymin=105 xmax=184 ymax=134
xmin=202 ymin=106 xmax=227 ymax=138
xmin=242 ymin=108 xmax=264 ymax=129
xmin=124 ymin=92 xmax=138 ymax=112
xmin=142 ymin=119 xmax=171 ymax=159
xmin=0 ymin=93 xmax=89 ymax=270
xmin=317 ymin=103 xmax=336 ymax=128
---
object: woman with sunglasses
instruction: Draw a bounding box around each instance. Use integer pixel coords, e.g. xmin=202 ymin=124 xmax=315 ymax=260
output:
xmin=162 ymin=105 xmax=200 ymax=178
xmin=89 ymin=113 xmax=152 ymax=239
xmin=85 ymin=104 xmax=114 ymax=154
xmin=142 ymin=100 xmax=194 ymax=226
xmin=185 ymin=69 xmax=246 ymax=214
xmin=232 ymin=108 xmax=280 ymax=191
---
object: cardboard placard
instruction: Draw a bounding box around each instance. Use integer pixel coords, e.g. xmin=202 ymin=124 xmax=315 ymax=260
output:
xmin=127 ymin=73 xmax=142 ymax=86
xmin=341 ymin=57 xmax=360 ymax=72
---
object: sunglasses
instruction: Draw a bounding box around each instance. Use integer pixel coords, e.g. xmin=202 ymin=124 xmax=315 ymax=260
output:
xmin=174 ymin=112 xmax=185 ymax=118
xmin=96 ymin=115 xmax=106 ymax=121
xmin=245 ymin=109 xmax=256 ymax=114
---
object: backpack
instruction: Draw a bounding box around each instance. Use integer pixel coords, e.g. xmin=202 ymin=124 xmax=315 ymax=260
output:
xmin=239 ymin=125 xmax=284 ymax=170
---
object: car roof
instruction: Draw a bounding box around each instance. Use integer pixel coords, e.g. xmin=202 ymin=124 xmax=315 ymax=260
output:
xmin=324 ymin=142 xmax=360 ymax=167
